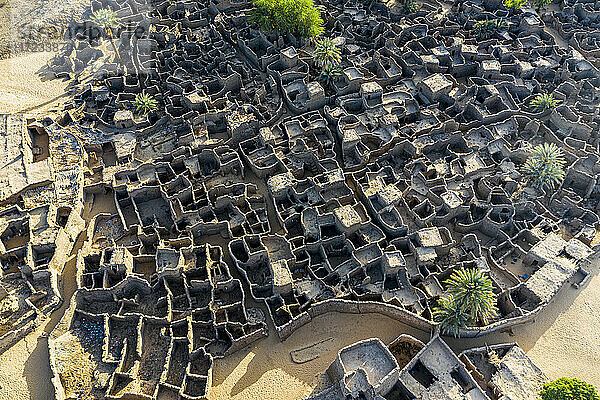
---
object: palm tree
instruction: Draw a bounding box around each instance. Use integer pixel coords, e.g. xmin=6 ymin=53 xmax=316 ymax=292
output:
xmin=318 ymin=63 xmax=342 ymax=89
xmin=530 ymin=93 xmax=560 ymax=112
xmin=90 ymin=9 xmax=121 ymax=65
xmin=444 ymin=268 xmax=499 ymax=325
xmin=313 ymin=37 xmax=341 ymax=69
xmin=313 ymin=38 xmax=343 ymax=89
xmin=400 ymin=0 xmax=419 ymax=14
xmin=531 ymin=0 xmax=552 ymax=11
xmin=432 ymin=296 xmax=470 ymax=338
xmin=522 ymin=143 xmax=566 ymax=190
xmin=503 ymin=0 xmax=527 ymax=12
xmin=133 ymin=93 xmax=159 ymax=115
xmin=473 ymin=19 xmax=508 ymax=40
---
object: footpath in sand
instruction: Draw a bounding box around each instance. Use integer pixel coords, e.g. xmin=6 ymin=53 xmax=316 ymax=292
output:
xmin=208 ymin=312 xmax=429 ymax=400
xmin=442 ymin=256 xmax=600 ymax=388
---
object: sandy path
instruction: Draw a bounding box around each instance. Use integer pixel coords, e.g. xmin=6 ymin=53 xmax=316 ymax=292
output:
xmin=209 ymin=262 xmax=600 ymax=400
xmin=1 ymin=259 xmax=599 ymax=399
xmin=0 ymin=193 xmax=116 ymax=400
xmin=213 ymin=252 xmax=600 ymax=399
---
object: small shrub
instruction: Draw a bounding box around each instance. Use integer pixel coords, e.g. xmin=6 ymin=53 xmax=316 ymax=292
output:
xmin=249 ymin=0 xmax=324 ymax=38
xmin=532 ymin=0 xmax=552 ymax=10
xmin=134 ymin=93 xmax=158 ymax=115
xmin=522 ymin=142 xmax=565 ymax=190
xmin=432 ymin=296 xmax=470 ymax=338
xmin=503 ymin=0 xmax=527 ymax=11
xmin=313 ymin=38 xmax=341 ymax=69
xmin=473 ymin=19 xmax=508 ymax=39
xmin=401 ymin=0 xmax=419 ymax=14
xmin=530 ymin=93 xmax=560 ymax=112
xmin=540 ymin=377 xmax=600 ymax=400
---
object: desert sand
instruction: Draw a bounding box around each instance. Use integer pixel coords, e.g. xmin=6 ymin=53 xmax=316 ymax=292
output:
xmin=0 ymin=52 xmax=70 ymax=114
xmin=2 ymin=270 xmax=599 ymax=400
xmin=209 ymin=312 xmax=430 ymax=400
xmin=0 ymin=319 xmax=55 ymax=399
xmin=443 ymin=255 xmax=600 ymax=385
xmin=526 ymin=270 xmax=600 ymax=385
xmin=0 ymin=1 xmax=599 ymax=398
xmin=0 ymin=0 xmax=90 ymax=58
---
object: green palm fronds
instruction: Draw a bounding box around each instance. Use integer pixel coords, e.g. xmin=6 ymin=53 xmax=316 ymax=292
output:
xmin=90 ymin=9 xmax=119 ymax=30
xmin=318 ymin=62 xmax=342 ymax=88
xmin=90 ymin=8 xmax=122 ymax=65
xmin=503 ymin=0 xmax=527 ymax=11
xmin=401 ymin=0 xmax=419 ymax=14
xmin=531 ymin=0 xmax=552 ymax=10
xmin=313 ymin=38 xmax=341 ymax=69
xmin=530 ymin=93 xmax=560 ymax=112
xmin=473 ymin=19 xmax=508 ymax=39
xmin=432 ymin=296 xmax=471 ymax=338
xmin=249 ymin=0 xmax=324 ymax=38
xmin=522 ymin=142 xmax=566 ymax=190
xmin=134 ymin=93 xmax=158 ymax=115
xmin=444 ymin=268 xmax=499 ymax=325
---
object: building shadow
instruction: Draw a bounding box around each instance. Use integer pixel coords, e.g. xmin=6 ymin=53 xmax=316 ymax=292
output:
xmin=23 ymin=334 xmax=55 ymax=400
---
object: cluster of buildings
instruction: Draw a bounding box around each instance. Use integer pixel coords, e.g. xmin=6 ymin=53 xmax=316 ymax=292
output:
xmin=305 ymin=334 xmax=548 ymax=400
xmin=0 ymin=115 xmax=85 ymax=353
xmin=0 ymin=0 xmax=599 ymax=398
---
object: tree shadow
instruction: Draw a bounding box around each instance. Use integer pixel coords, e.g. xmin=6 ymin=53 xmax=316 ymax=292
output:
xmin=214 ymin=255 xmax=600 ymax=398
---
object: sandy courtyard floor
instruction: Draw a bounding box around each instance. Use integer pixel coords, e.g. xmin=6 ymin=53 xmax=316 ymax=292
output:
xmin=0 ymin=1 xmax=598 ymax=394
xmin=209 ymin=270 xmax=600 ymax=399
xmin=0 ymin=320 xmax=54 ymax=400
xmin=208 ymin=255 xmax=600 ymax=400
